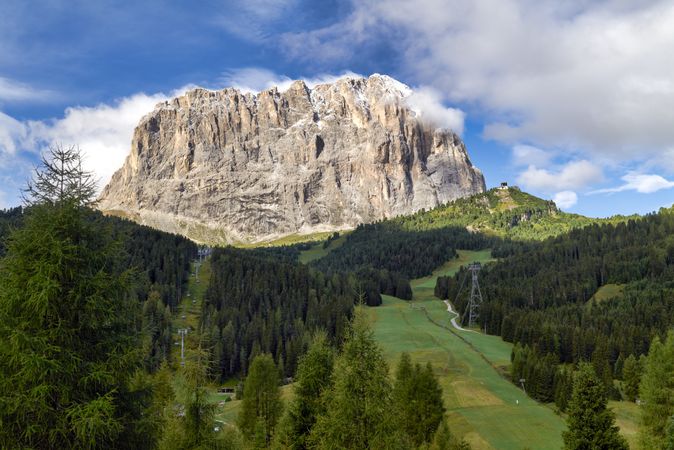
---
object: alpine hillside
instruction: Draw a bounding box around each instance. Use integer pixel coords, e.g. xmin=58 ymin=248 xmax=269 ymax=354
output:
xmin=98 ymin=74 xmax=485 ymax=244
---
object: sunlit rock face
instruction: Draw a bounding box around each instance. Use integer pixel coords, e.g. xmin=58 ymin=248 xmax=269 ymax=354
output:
xmin=99 ymin=74 xmax=485 ymax=244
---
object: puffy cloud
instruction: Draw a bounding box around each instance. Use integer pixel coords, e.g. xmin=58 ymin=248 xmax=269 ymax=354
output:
xmin=0 ymin=111 xmax=28 ymax=157
xmin=512 ymin=145 xmax=553 ymax=168
xmin=405 ymin=86 xmax=465 ymax=134
xmin=221 ymin=68 xmax=465 ymax=133
xmin=553 ymin=190 xmax=578 ymax=209
xmin=281 ymin=0 xmax=674 ymax=162
xmin=219 ymin=68 xmax=294 ymax=93
xmin=592 ymin=172 xmax=674 ymax=194
xmin=0 ymin=87 xmax=195 ymax=199
xmin=30 ymin=94 xmax=168 ymax=189
xmin=517 ymin=160 xmax=603 ymax=192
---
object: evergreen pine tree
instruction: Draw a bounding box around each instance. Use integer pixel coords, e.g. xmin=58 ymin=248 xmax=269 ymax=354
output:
xmin=639 ymin=332 xmax=674 ymax=449
xmin=429 ymin=419 xmax=471 ymax=450
xmin=274 ymin=332 xmax=334 ymax=449
xmin=667 ymin=415 xmax=674 ymax=450
xmin=393 ymin=354 xmax=445 ymax=446
xmin=562 ymin=363 xmax=628 ymax=450
xmin=238 ymin=353 xmax=283 ymax=447
xmin=622 ymin=354 xmax=640 ymax=402
xmin=159 ymin=345 xmax=230 ymax=450
xmin=309 ymin=307 xmax=405 ymax=449
xmin=0 ymin=146 xmax=147 ymax=449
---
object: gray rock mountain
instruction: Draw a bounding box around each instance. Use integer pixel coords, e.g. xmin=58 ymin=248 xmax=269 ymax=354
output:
xmin=98 ymin=74 xmax=486 ymax=244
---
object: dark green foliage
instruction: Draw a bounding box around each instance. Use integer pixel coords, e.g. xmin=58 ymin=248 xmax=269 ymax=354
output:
xmin=312 ymin=222 xmax=488 ymax=281
xmin=238 ymin=354 xmax=283 ymax=446
xmin=392 ymin=353 xmax=446 ymax=446
xmin=667 ymin=415 xmax=674 ymax=450
xmin=639 ymin=331 xmax=674 ymax=449
xmin=439 ymin=206 xmax=674 ymax=409
xmin=622 ymin=354 xmax=641 ymax=402
xmin=429 ymin=419 xmax=472 ymax=450
xmin=142 ymin=291 xmax=174 ymax=371
xmin=0 ymin=146 xmax=197 ymax=448
xmin=563 ymin=363 xmax=628 ymax=450
xmin=0 ymin=206 xmax=23 ymax=256
xmin=510 ymin=344 xmax=558 ymax=403
xmin=0 ymin=200 xmax=145 ymax=449
xmin=322 ymin=232 xmax=340 ymax=249
xmin=160 ymin=347 xmax=229 ymax=450
xmin=201 ymin=248 xmax=354 ymax=380
xmin=274 ymin=333 xmax=334 ymax=449
xmin=310 ymin=308 xmax=406 ymax=449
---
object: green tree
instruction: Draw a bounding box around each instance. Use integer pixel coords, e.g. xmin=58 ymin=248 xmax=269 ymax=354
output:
xmin=310 ymin=307 xmax=405 ymax=449
xmin=429 ymin=419 xmax=471 ymax=450
xmin=667 ymin=415 xmax=674 ymax=450
xmin=393 ymin=353 xmax=445 ymax=446
xmin=159 ymin=346 xmax=226 ymax=450
xmin=238 ymin=353 xmax=283 ymax=447
xmin=563 ymin=363 xmax=628 ymax=450
xmin=274 ymin=332 xmax=334 ymax=449
xmin=622 ymin=354 xmax=640 ymax=402
xmin=639 ymin=332 xmax=674 ymax=449
xmin=0 ymin=146 xmax=149 ymax=449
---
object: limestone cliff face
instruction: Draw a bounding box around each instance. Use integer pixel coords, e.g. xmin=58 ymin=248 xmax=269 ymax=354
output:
xmin=98 ymin=74 xmax=486 ymax=244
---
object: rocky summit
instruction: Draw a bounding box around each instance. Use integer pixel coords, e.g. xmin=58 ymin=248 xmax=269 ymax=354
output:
xmin=98 ymin=74 xmax=486 ymax=244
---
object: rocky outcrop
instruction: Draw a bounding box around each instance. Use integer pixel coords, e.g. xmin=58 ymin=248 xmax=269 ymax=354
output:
xmin=98 ymin=74 xmax=485 ymax=244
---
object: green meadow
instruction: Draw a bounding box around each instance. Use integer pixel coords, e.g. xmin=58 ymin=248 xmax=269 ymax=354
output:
xmin=371 ymin=250 xmax=567 ymax=449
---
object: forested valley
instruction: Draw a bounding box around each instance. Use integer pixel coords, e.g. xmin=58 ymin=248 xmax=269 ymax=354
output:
xmin=436 ymin=207 xmax=674 ymax=418
xmin=3 ymin=147 xmax=674 ymax=450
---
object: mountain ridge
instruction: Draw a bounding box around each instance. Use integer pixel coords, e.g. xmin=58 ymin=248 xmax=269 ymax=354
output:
xmin=98 ymin=74 xmax=485 ymax=244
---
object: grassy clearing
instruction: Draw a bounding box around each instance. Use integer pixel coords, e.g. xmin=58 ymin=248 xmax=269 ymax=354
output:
xmin=590 ymin=284 xmax=626 ymax=303
xmin=372 ymin=295 xmax=565 ymax=449
xmin=298 ymin=232 xmax=349 ymax=264
xmin=372 ymin=249 xmax=566 ymax=449
xmin=170 ymin=258 xmax=211 ymax=367
xmin=240 ymin=230 xmax=341 ymax=249
xmin=611 ymin=401 xmax=640 ymax=449
xmin=214 ymin=384 xmax=295 ymax=428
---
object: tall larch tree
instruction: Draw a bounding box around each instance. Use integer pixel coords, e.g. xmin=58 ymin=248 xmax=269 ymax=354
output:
xmin=309 ymin=307 xmax=406 ymax=449
xmin=563 ymin=363 xmax=628 ymax=450
xmin=0 ymin=145 xmax=149 ymax=449
xmin=238 ymin=353 xmax=283 ymax=447
xmin=273 ymin=332 xmax=334 ymax=449
xmin=639 ymin=331 xmax=674 ymax=449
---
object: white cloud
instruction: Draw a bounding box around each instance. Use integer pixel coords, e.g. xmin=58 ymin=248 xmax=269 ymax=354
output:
xmin=591 ymin=172 xmax=674 ymax=194
xmin=221 ymin=68 xmax=465 ymax=133
xmin=517 ymin=160 xmax=603 ymax=192
xmin=512 ymin=145 xmax=553 ymax=167
xmin=27 ymin=93 xmax=171 ymax=189
xmin=215 ymin=0 xmax=299 ymax=42
xmin=0 ymin=86 xmax=198 ymax=198
xmin=553 ymin=190 xmax=578 ymax=209
xmin=405 ymin=86 xmax=465 ymax=134
xmin=0 ymin=111 xmax=28 ymax=156
xmin=219 ymin=68 xmax=294 ymax=93
xmin=0 ymin=77 xmax=55 ymax=103
xmin=219 ymin=67 xmax=365 ymax=93
xmin=281 ymin=0 xmax=674 ymax=163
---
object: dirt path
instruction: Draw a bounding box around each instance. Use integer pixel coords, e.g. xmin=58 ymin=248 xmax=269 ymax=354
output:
xmin=443 ymin=300 xmax=476 ymax=333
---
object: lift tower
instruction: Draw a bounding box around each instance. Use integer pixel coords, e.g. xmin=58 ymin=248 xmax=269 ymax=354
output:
xmin=466 ymin=262 xmax=483 ymax=328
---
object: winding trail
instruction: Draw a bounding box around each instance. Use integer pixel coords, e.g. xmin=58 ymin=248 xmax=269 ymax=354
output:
xmin=443 ymin=300 xmax=477 ymax=333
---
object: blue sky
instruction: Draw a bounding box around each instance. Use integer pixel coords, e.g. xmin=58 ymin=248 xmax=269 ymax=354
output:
xmin=1 ymin=0 xmax=674 ymax=217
